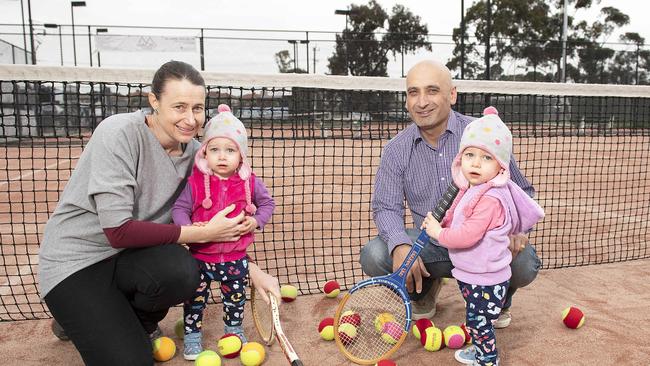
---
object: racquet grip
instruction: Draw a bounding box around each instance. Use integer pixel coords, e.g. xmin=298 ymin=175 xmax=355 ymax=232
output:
xmin=431 ymin=182 xmax=459 ymax=222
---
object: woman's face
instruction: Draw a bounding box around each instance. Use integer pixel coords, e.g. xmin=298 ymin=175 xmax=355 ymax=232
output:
xmin=148 ymin=78 xmax=206 ymax=145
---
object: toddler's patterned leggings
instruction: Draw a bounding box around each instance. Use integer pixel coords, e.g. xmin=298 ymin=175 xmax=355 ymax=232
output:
xmin=184 ymin=258 xmax=248 ymax=334
xmin=458 ymin=279 xmax=509 ymax=366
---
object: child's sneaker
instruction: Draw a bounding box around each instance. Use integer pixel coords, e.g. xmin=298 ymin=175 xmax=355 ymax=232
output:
xmin=224 ymin=325 xmax=247 ymax=344
xmin=454 ymin=345 xmax=477 ymax=364
xmin=183 ymin=331 xmax=203 ymax=360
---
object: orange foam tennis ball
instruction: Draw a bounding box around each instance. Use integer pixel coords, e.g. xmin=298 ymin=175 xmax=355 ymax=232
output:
xmin=421 ymin=326 xmax=444 ymax=352
xmin=324 ymin=280 xmax=340 ymax=298
xmin=562 ymin=306 xmax=585 ymax=329
xmin=318 ymin=317 xmax=335 ymax=341
xmin=195 ymin=350 xmax=221 ymax=366
xmin=375 ymin=360 xmax=397 ymax=366
xmin=373 ymin=312 xmax=396 ymax=332
xmin=152 ymin=336 xmax=176 ymax=362
xmin=217 ymin=333 xmax=242 ymax=359
xmin=340 ymin=310 xmax=361 ymax=327
xmin=280 ymin=284 xmax=298 ymax=302
xmin=240 ymin=342 xmax=266 ymax=366
xmin=412 ymin=318 xmax=434 ymax=340
xmin=381 ymin=321 xmax=404 ymax=344
xmin=460 ymin=323 xmax=472 ymax=344
xmin=338 ymin=322 xmax=358 ymax=345
xmin=443 ymin=325 xmax=466 ymax=349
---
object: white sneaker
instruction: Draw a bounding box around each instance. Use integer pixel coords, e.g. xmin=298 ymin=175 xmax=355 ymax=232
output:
xmin=412 ymin=278 xmax=442 ymax=320
xmin=494 ymin=308 xmax=511 ymax=329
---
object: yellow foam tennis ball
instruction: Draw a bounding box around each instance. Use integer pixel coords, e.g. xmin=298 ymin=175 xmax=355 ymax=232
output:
xmin=338 ymin=322 xmax=358 ymax=345
xmin=421 ymin=326 xmax=444 ymax=352
xmin=280 ymin=284 xmax=298 ymax=302
xmin=152 ymin=336 xmax=176 ymax=362
xmin=195 ymin=350 xmax=221 ymax=366
xmin=174 ymin=317 xmax=184 ymax=339
xmin=240 ymin=342 xmax=266 ymax=366
xmin=374 ymin=313 xmax=396 ymax=332
xmin=443 ymin=325 xmax=465 ymax=349
xmin=323 ymin=280 xmax=340 ymax=298
xmin=217 ymin=333 xmax=242 ymax=359
xmin=412 ymin=318 xmax=434 ymax=340
xmin=340 ymin=310 xmax=361 ymax=327
xmin=318 ymin=317 xmax=335 ymax=341
xmin=380 ymin=321 xmax=404 ymax=344
xmin=562 ymin=306 xmax=585 ymax=329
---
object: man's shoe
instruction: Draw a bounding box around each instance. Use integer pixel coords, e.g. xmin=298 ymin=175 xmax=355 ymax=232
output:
xmin=454 ymin=345 xmax=477 ymax=364
xmin=412 ymin=278 xmax=442 ymax=320
xmin=494 ymin=308 xmax=511 ymax=329
xmin=51 ymin=319 xmax=69 ymax=341
xmin=148 ymin=325 xmax=163 ymax=341
xmin=225 ymin=324 xmax=248 ymax=344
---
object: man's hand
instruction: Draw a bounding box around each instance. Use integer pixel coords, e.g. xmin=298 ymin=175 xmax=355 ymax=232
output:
xmin=509 ymin=233 xmax=528 ymax=257
xmin=392 ymin=244 xmax=430 ymax=294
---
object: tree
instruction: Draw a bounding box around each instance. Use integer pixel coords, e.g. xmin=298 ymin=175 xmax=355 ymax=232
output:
xmin=275 ymin=50 xmax=307 ymax=74
xmin=448 ymin=0 xmax=638 ymax=83
xmin=327 ymin=0 xmax=430 ymax=76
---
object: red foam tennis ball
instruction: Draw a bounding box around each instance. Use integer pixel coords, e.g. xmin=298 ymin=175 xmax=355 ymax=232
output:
xmin=318 ymin=317 xmax=335 ymax=341
xmin=338 ymin=322 xmax=358 ymax=345
xmin=412 ymin=318 xmax=434 ymax=340
xmin=340 ymin=310 xmax=361 ymax=327
xmin=460 ymin=323 xmax=472 ymax=344
xmin=375 ymin=360 xmax=397 ymax=366
xmin=443 ymin=325 xmax=466 ymax=349
xmin=217 ymin=333 xmax=242 ymax=359
xmin=562 ymin=306 xmax=585 ymax=329
xmin=381 ymin=321 xmax=404 ymax=344
xmin=324 ymin=280 xmax=340 ymax=298
xmin=421 ymin=326 xmax=444 ymax=352
xmin=152 ymin=336 xmax=176 ymax=361
xmin=280 ymin=284 xmax=298 ymax=302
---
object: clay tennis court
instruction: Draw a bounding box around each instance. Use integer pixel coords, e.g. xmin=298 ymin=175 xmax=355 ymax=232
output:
xmin=2 ymin=134 xmax=650 ymax=365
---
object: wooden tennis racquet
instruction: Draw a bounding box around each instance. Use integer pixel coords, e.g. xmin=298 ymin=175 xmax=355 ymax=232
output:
xmin=251 ymin=285 xmax=304 ymax=366
xmin=334 ymin=182 xmax=460 ymax=364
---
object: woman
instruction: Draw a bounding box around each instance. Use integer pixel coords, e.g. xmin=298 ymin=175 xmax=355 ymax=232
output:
xmin=38 ymin=60 xmax=280 ymax=366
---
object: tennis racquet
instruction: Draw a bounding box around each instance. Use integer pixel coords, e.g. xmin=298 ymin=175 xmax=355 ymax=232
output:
xmin=251 ymin=285 xmax=304 ymax=366
xmin=334 ymin=182 xmax=459 ymax=364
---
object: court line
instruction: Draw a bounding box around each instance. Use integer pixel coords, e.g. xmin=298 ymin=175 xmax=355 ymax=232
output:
xmin=1 ymin=155 xmax=80 ymax=188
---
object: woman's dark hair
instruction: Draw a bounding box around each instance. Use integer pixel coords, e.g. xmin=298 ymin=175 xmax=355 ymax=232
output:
xmin=151 ymin=60 xmax=205 ymax=98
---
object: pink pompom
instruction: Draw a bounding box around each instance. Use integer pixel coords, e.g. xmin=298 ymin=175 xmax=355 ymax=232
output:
xmin=483 ymin=106 xmax=498 ymax=115
xmin=245 ymin=203 xmax=257 ymax=215
xmin=202 ymin=197 xmax=213 ymax=209
xmin=217 ymin=104 xmax=231 ymax=113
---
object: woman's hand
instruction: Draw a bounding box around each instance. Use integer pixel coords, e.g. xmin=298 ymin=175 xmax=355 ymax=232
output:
xmin=178 ymin=204 xmax=246 ymax=244
xmin=240 ymin=217 xmax=258 ymax=235
xmin=249 ymin=262 xmax=281 ymax=305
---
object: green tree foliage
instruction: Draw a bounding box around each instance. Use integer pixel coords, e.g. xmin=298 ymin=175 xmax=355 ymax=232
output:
xmin=327 ymin=0 xmax=430 ymax=76
xmin=448 ymin=0 xmax=647 ymax=84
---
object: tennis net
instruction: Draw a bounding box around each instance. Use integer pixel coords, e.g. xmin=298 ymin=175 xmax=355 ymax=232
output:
xmin=1 ymin=65 xmax=649 ymax=320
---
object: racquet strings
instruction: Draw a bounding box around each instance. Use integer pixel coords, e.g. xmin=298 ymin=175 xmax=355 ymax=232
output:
xmin=338 ymin=284 xmax=407 ymax=362
xmin=251 ymin=286 xmax=275 ymax=345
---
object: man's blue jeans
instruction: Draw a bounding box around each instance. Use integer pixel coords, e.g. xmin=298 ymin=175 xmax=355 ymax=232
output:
xmin=359 ymin=228 xmax=541 ymax=308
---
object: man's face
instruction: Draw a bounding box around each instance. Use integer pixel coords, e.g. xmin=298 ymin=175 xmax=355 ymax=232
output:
xmin=405 ymin=64 xmax=457 ymax=131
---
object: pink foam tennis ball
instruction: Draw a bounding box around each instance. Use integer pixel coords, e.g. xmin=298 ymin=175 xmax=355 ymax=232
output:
xmin=443 ymin=325 xmax=466 ymax=349
xmin=323 ymin=280 xmax=340 ymax=298
xmin=380 ymin=321 xmax=404 ymax=344
xmin=562 ymin=306 xmax=585 ymax=329
xmin=412 ymin=318 xmax=434 ymax=340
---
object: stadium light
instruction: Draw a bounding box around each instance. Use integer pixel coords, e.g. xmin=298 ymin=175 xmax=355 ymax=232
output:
xmin=96 ymin=28 xmax=108 ymax=67
xmin=70 ymin=1 xmax=86 ymax=66
xmin=44 ymin=23 xmax=63 ymax=66
xmin=334 ymin=9 xmax=358 ymax=75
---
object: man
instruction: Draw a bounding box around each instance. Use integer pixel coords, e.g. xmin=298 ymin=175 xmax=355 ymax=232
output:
xmin=359 ymin=60 xmax=541 ymax=328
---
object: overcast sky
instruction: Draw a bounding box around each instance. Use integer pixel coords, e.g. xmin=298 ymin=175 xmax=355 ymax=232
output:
xmin=1 ymin=0 xmax=649 ymax=77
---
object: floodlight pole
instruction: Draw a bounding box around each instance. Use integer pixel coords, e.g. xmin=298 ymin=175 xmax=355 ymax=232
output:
xmin=70 ymin=1 xmax=86 ymax=66
xmin=561 ymin=0 xmax=568 ymax=82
